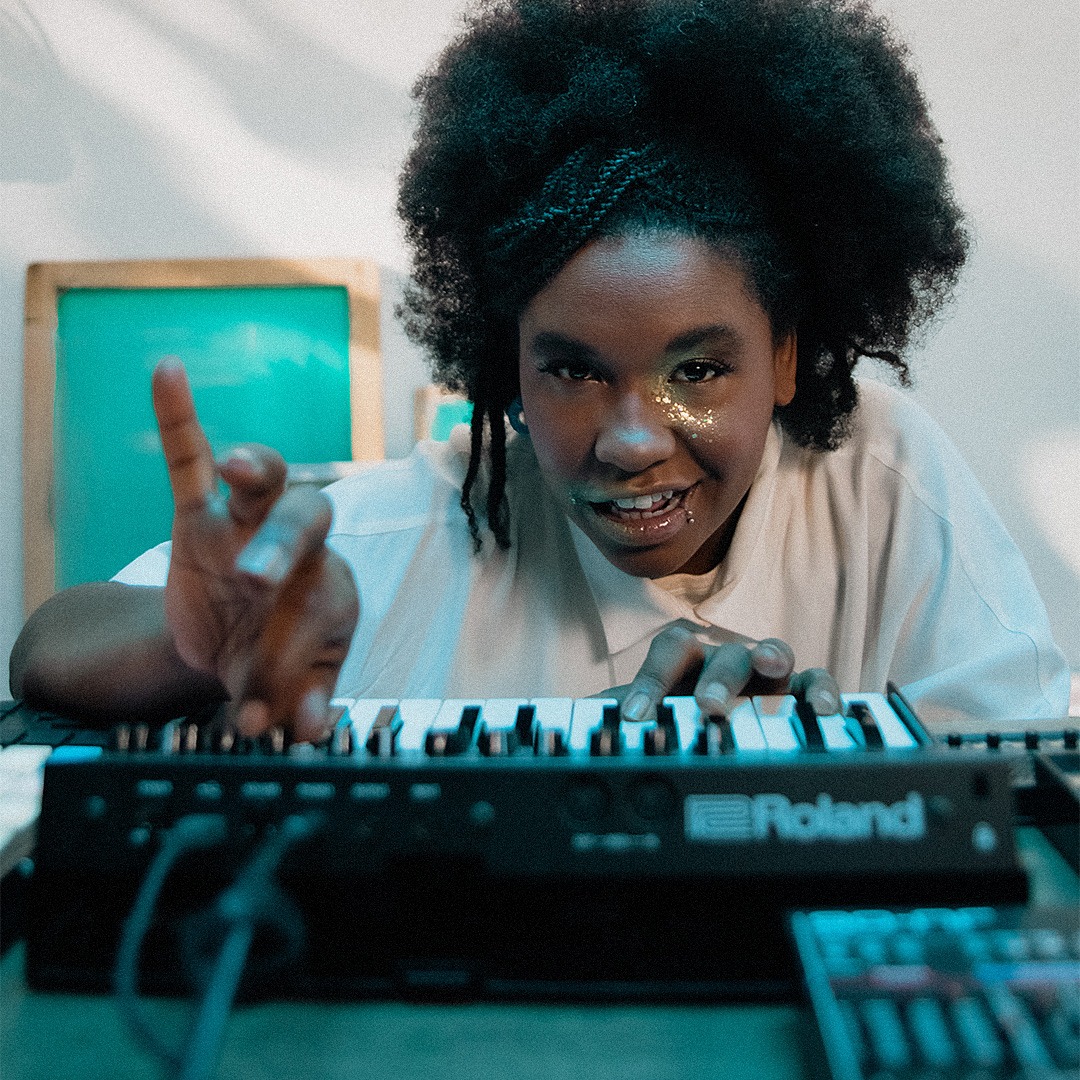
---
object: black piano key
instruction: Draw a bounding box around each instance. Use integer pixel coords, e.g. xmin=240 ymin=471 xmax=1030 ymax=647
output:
xmin=426 ymin=705 xmax=482 ymax=757
xmin=848 ymin=702 xmax=884 ymax=750
xmin=645 ymin=704 xmax=678 ymax=755
xmin=794 ymin=699 xmax=826 ymax=752
xmin=515 ymin=705 xmax=537 ymax=750
xmin=695 ymin=714 xmax=734 ymax=755
xmin=366 ymin=705 xmax=401 ymax=757
xmin=590 ymin=704 xmax=622 ymax=756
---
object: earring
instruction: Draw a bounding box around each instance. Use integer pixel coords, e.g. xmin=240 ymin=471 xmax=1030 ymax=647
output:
xmin=507 ymin=396 xmax=529 ymax=435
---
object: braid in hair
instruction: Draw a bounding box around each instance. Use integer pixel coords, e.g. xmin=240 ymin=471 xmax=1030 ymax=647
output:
xmin=456 ymin=140 xmax=787 ymax=551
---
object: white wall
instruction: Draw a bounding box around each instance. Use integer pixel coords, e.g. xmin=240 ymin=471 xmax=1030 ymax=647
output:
xmin=1 ymin=0 xmax=1077 ymax=696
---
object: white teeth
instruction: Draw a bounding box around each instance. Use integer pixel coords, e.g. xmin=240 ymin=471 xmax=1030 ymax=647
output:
xmin=612 ymin=490 xmax=675 ymax=510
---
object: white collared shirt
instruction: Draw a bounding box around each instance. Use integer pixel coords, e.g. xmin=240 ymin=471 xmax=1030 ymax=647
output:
xmin=115 ymin=380 xmax=1069 ymax=726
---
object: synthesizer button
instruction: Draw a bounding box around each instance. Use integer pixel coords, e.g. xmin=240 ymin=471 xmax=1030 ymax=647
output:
xmin=564 ymin=780 xmax=611 ymax=825
xmin=630 ymin=778 xmax=676 ymax=821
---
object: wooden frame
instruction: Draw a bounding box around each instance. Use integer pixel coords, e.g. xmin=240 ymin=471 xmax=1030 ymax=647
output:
xmin=23 ymin=257 xmax=382 ymax=614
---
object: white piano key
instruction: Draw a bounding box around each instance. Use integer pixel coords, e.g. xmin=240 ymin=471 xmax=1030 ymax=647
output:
xmin=842 ymin=692 xmax=917 ymax=749
xmin=430 ymin=699 xmax=485 ymax=733
xmin=728 ymin=697 xmax=768 ymax=752
xmin=395 ymin=699 xmax=443 ymax=752
xmin=818 ymin=713 xmax=858 ymax=751
xmin=663 ymin=697 xmax=703 ymax=753
xmin=569 ymin=698 xmax=619 ymax=753
xmin=530 ymin=698 xmax=574 ymax=742
xmin=620 ymin=716 xmax=652 ymax=753
xmin=0 ymin=745 xmax=52 ymax=876
xmin=346 ymin=699 xmax=399 ymax=750
xmin=753 ymin=695 xmax=801 ymax=752
xmin=481 ymin=699 xmax=531 ymax=732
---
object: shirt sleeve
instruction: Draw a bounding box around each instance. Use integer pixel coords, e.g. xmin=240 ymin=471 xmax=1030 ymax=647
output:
xmin=864 ymin=391 xmax=1070 ymax=726
xmin=111 ymin=541 xmax=172 ymax=586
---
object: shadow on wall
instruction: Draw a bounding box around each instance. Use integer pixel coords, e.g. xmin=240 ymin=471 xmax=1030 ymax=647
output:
xmin=108 ymin=0 xmax=410 ymax=172
xmin=0 ymin=1 xmax=76 ymax=183
xmin=907 ymin=236 xmax=1080 ymax=670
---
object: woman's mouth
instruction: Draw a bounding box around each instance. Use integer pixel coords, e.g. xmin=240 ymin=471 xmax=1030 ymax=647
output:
xmin=592 ymin=489 xmax=685 ymax=520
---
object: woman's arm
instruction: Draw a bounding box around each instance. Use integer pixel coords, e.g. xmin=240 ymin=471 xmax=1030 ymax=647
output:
xmin=11 ymin=360 xmax=359 ymax=740
xmin=10 ymin=581 xmax=225 ymax=724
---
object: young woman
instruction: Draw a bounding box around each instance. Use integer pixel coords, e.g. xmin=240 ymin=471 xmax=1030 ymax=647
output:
xmin=11 ymin=0 xmax=1069 ymax=739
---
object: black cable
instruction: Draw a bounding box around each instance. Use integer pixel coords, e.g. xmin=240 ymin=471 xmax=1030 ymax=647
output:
xmin=175 ymin=812 xmax=323 ymax=1080
xmin=114 ymin=814 xmax=229 ymax=1071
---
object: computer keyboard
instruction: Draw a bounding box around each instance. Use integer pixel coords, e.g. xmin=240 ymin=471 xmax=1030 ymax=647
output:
xmin=791 ymin=905 xmax=1080 ymax=1080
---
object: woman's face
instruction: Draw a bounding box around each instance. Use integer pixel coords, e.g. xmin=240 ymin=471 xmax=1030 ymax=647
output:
xmin=518 ymin=232 xmax=796 ymax=578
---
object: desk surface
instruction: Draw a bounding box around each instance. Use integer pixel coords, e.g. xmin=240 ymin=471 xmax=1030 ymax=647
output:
xmin=2 ymin=830 xmax=1076 ymax=1080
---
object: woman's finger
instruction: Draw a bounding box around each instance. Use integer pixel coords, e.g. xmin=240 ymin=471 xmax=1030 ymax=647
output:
xmin=235 ymin=486 xmax=333 ymax=586
xmin=695 ymin=642 xmax=754 ymax=714
xmin=231 ymin=550 xmax=358 ymax=741
xmin=789 ymin=667 xmax=841 ymax=716
xmin=152 ymin=358 xmax=217 ymax=514
xmin=218 ymin=444 xmax=289 ymax=527
xmin=750 ymin=638 xmax=796 ymax=682
xmin=621 ymin=625 xmax=706 ymax=721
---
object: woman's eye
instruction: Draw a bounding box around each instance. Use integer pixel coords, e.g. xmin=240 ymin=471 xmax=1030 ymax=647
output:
xmin=544 ymin=361 xmax=597 ymax=382
xmin=672 ymin=360 xmax=728 ymax=384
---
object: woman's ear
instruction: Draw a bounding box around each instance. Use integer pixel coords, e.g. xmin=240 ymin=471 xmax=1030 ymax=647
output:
xmin=773 ymin=333 xmax=797 ymax=407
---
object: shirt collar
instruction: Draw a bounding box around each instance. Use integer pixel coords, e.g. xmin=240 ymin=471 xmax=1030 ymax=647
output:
xmin=569 ymin=421 xmax=784 ymax=657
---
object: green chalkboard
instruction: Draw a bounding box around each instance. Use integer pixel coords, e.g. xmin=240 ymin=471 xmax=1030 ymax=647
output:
xmin=54 ymin=285 xmax=352 ymax=589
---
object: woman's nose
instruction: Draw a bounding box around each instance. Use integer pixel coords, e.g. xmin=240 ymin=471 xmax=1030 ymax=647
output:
xmin=593 ymin=393 xmax=677 ymax=473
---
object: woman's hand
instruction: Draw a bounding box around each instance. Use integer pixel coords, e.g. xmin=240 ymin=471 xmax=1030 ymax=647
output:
xmin=153 ymin=358 xmax=359 ymax=741
xmin=614 ymin=624 xmax=839 ymax=721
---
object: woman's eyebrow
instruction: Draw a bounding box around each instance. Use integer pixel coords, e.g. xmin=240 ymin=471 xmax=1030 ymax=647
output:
xmin=529 ymin=331 xmax=601 ymax=363
xmin=665 ymin=324 xmax=742 ymax=353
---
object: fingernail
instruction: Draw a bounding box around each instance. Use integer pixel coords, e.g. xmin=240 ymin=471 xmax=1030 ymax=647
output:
xmin=699 ymin=682 xmax=730 ymax=714
xmin=299 ymin=688 xmax=332 ymax=743
xmin=810 ymin=689 xmax=839 ymax=716
xmin=235 ymin=699 xmax=268 ymax=737
xmin=755 ymin=643 xmax=787 ymax=677
xmin=237 ymin=531 xmax=290 ymax=584
xmin=223 ymin=446 xmax=257 ymax=468
xmin=622 ymin=691 xmax=651 ymax=722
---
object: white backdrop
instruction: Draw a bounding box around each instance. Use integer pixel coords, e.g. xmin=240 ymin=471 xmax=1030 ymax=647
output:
xmin=1 ymin=0 xmax=1077 ymax=695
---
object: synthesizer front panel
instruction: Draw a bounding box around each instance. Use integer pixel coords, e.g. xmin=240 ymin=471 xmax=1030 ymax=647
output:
xmin=24 ymin=692 xmax=1033 ymax=1000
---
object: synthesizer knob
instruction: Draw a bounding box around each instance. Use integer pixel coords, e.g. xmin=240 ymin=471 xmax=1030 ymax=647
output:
xmin=536 ymin=728 xmax=567 ymax=756
xmin=645 ymin=704 xmax=678 ymax=755
xmin=590 ymin=705 xmax=623 ymax=756
xmin=986 ymin=732 xmax=1001 ymax=750
xmin=477 ymin=728 xmax=510 ymax=756
xmin=366 ymin=705 xmax=402 ymax=757
xmin=1024 ymin=731 xmax=1040 ymax=750
xmin=330 ymin=723 xmax=354 ymax=756
xmin=1063 ymin=729 xmax=1078 ymax=749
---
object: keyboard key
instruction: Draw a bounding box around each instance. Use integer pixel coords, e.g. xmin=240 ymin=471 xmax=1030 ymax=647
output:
xmin=860 ymin=998 xmax=912 ymax=1071
xmin=844 ymin=692 xmax=918 ymax=749
xmin=728 ymin=698 xmax=767 ymax=752
xmin=569 ymin=699 xmax=618 ymax=754
xmin=394 ymin=700 xmax=443 ymax=753
xmin=907 ymin=997 xmax=958 ymax=1069
xmin=753 ymin=695 xmax=801 ymax=752
xmin=662 ymin=697 xmax=702 ymax=753
xmin=950 ymin=995 xmax=1005 ymax=1069
xmin=531 ymin=699 xmax=573 ymax=755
